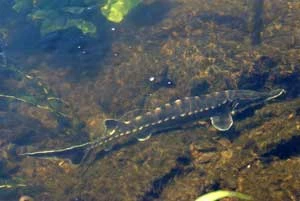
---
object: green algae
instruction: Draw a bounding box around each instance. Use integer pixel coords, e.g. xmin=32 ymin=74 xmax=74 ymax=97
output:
xmin=12 ymin=0 xmax=142 ymax=36
xmin=12 ymin=0 xmax=98 ymax=36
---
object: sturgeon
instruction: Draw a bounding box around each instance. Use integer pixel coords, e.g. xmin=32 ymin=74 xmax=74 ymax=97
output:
xmin=20 ymin=89 xmax=285 ymax=163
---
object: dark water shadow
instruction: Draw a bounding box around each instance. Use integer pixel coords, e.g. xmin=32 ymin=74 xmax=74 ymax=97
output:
xmin=140 ymin=162 xmax=193 ymax=201
xmin=250 ymin=0 xmax=264 ymax=45
xmin=5 ymin=12 xmax=113 ymax=80
xmin=261 ymin=135 xmax=300 ymax=161
xmin=195 ymin=12 xmax=248 ymax=32
xmin=129 ymin=1 xmax=172 ymax=26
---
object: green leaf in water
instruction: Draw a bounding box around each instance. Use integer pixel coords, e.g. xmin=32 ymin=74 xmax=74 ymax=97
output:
xmin=101 ymin=0 xmax=141 ymax=23
xmin=12 ymin=0 xmax=32 ymax=13
xmin=40 ymin=17 xmax=67 ymax=35
xmin=28 ymin=9 xmax=59 ymax=20
xmin=40 ymin=17 xmax=97 ymax=36
xmin=62 ymin=7 xmax=86 ymax=14
xmin=67 ymin=19 xmax=97 ymax=35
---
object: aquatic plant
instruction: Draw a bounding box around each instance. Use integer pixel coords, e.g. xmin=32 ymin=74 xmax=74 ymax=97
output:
xmin=13 ymin=0 xmax=97 ymax=36
xmin=12 ymin=0 xmax=141 ymax=36
xmin=0 ymin=57 xmax=82 ymax=135
xmin=0 ymin=183 xmax=27 ymax=190
xmin=0 ymin=176 xmax=27 ymax=191
xmin=195 ymin=190 xmax=253 ymax=201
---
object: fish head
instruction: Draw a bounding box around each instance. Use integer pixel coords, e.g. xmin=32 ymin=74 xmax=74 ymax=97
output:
xmin=230 ymin=89 xmax=286 ymax=114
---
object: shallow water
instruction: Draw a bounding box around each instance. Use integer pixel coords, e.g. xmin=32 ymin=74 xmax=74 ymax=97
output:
xmin=0 ymin=0 xmax=300 ymax=201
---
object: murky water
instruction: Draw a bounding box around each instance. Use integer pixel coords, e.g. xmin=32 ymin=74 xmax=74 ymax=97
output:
xmin=0 ymin=0 xmax=299 ymax=201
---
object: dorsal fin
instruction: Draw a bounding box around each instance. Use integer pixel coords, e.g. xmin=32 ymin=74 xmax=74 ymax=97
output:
xmin=104 ymin=119 xmax=120 ymax=129
xmin=104 ymin=119 xmax=132 ymax=132
xmin=103 ymin=119 xmax=132 ymax=151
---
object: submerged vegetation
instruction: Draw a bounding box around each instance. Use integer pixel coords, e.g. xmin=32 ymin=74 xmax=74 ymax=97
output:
xmin=12 ymin=0 xmax=141 ymax=36
xmin=0 ymin=52 xmax=82 ymax=136
xmin=101 ymin=0 xmax=141 ymax=23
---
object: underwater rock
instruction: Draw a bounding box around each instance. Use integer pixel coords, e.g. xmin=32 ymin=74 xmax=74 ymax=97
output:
xmin=238 ymin=71 xmax=268 ymax=90
xmin=190 ymin=79 xmax=210 ymax=96
xmin=254 ymin=56 xmax=278 ymax=69
xmin=238 ymin=56 xmax=278 ymax=90
xmin=196 ymin=12 xmax=247 ymax=31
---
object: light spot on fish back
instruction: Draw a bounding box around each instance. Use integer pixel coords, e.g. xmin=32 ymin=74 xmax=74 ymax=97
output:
xmin=135 ymin=116 xmax=142 ymax=121
xmin=109 ymin=129 xmax=116 ymax=135
xmin=155 ymin=107 xmax=162 ymax=113
xmin=175 ymin=99 xmax=182 ymax=106
xmin=165 ymin=103 xmax=171 ymax=108
xmin=180 ymin=113 xmax=186 ymax=117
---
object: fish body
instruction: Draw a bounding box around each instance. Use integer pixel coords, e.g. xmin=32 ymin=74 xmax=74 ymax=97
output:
xmin=100 ymin=89 xmax=285 ymax=142
xmin=20 ymin=89 xmax=285 ymax=163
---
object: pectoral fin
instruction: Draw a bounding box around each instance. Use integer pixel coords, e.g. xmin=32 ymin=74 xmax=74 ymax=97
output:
xmin=210 ymin=113 xmax=233 ymax=131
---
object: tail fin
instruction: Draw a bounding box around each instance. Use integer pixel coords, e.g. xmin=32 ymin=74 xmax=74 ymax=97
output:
xmin=20 ymin=119 xmax=133 ymax=164
xmin=19 ymin=142 xmax=92 ymax=164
